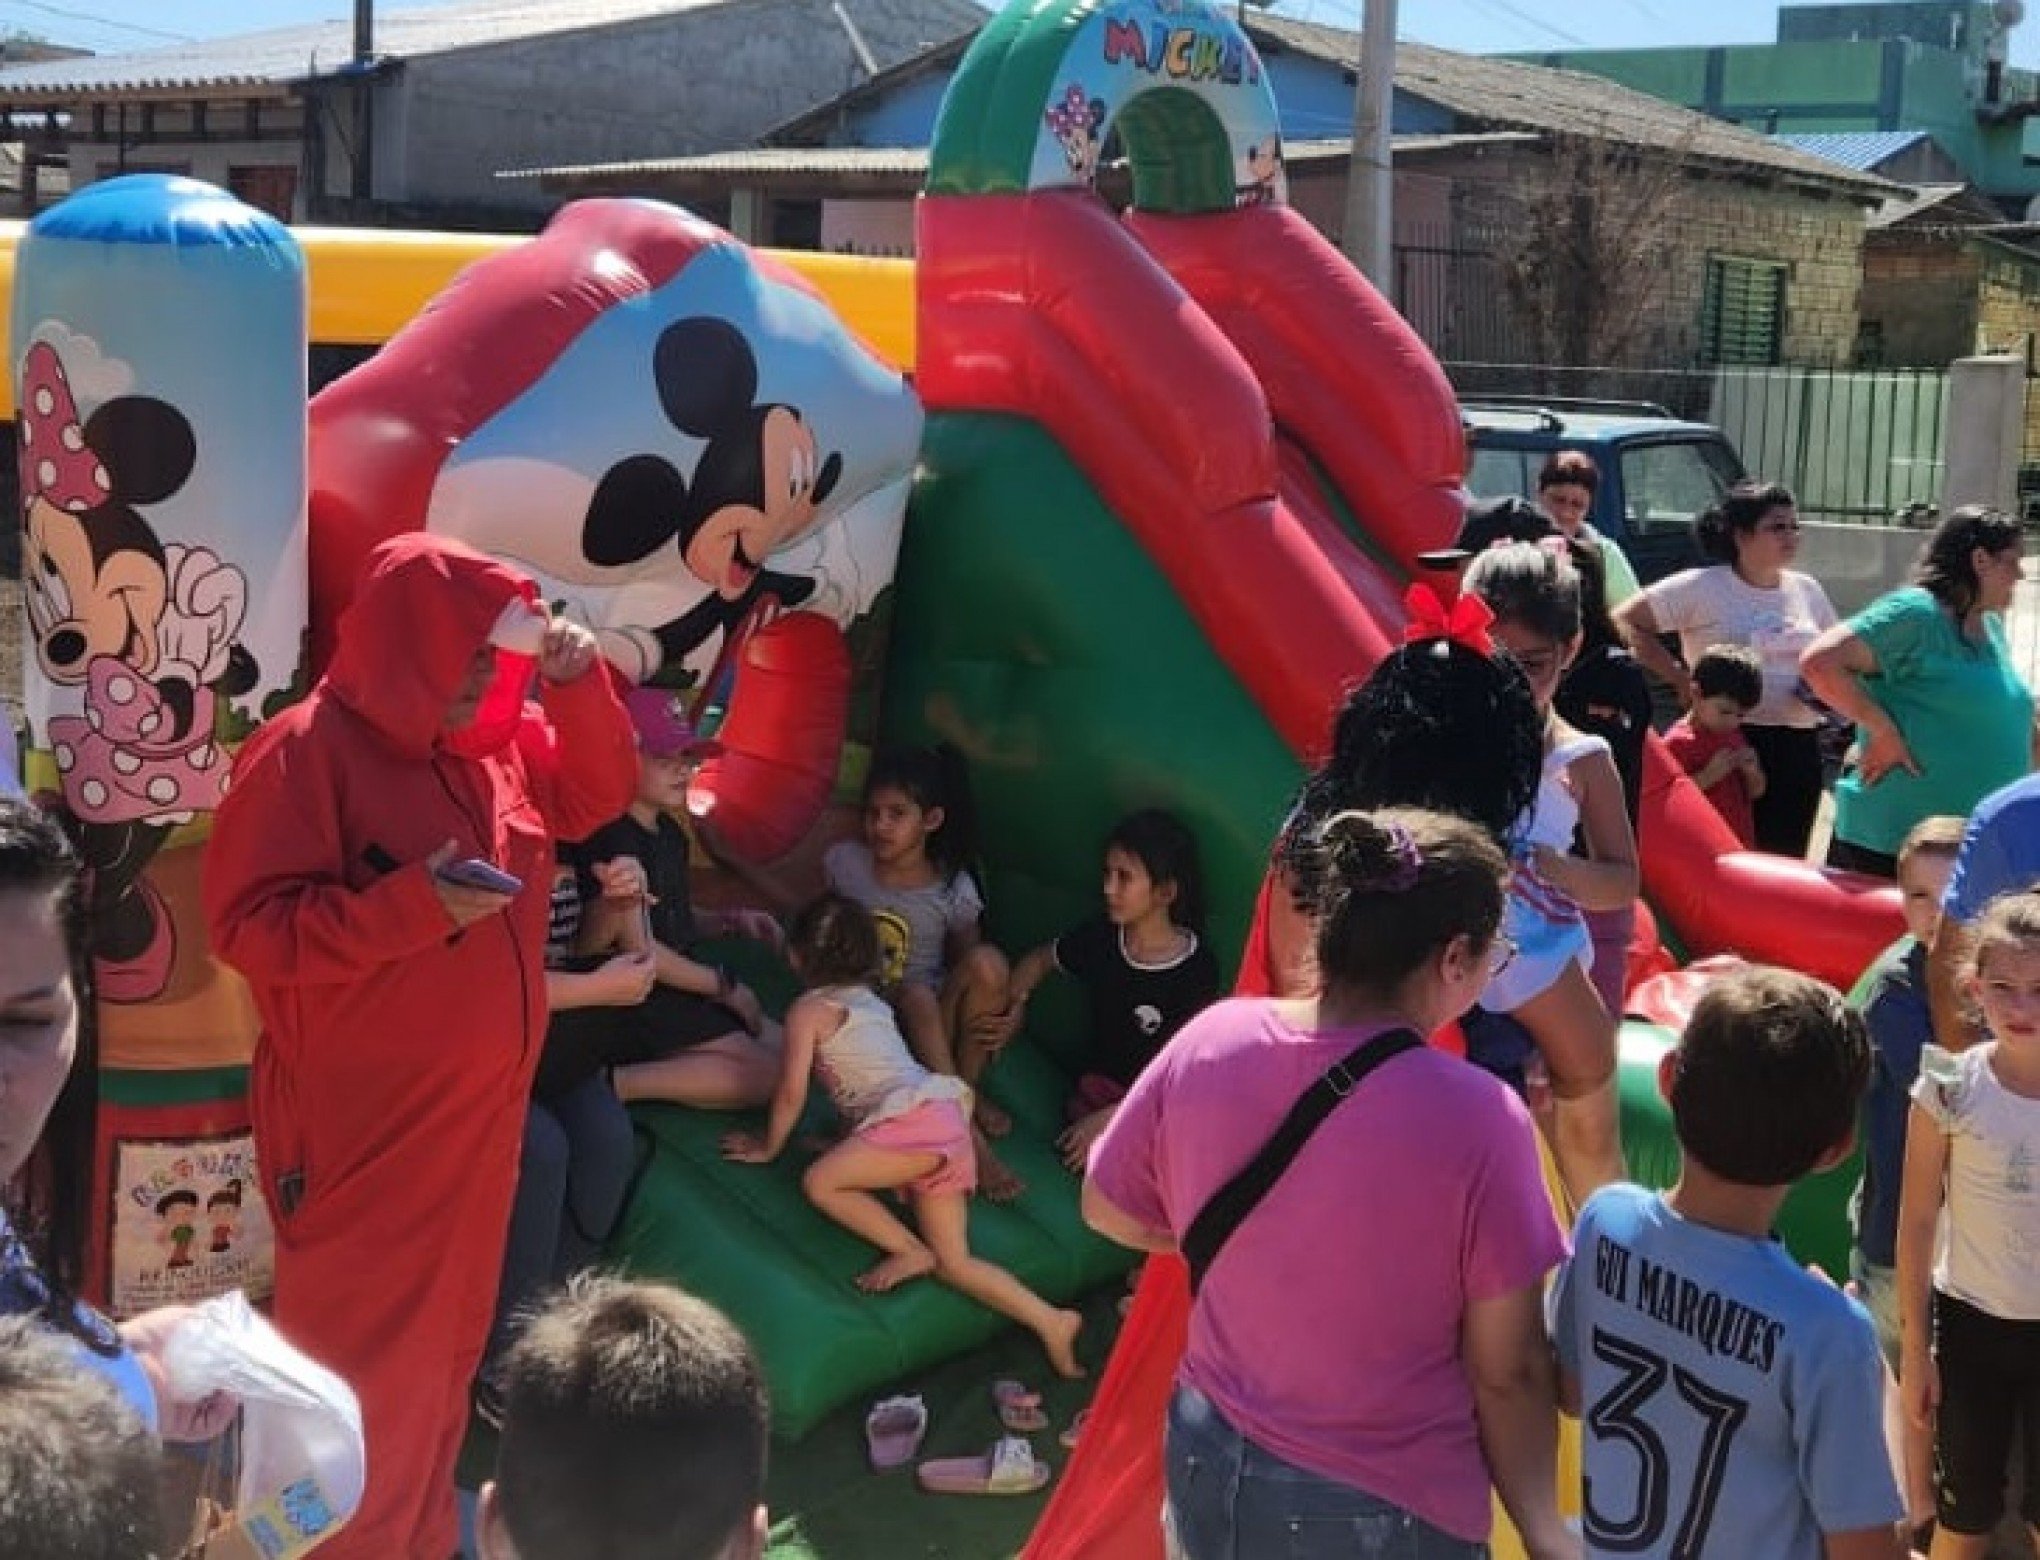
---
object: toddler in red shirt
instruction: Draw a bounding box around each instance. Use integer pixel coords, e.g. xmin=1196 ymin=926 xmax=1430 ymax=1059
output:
xmin=1664 ymin=644 xmax=1767 ymax=846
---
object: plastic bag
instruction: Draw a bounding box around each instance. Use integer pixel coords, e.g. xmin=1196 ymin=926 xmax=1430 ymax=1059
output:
xmin=161 ymin=1291 xmax=365 ymax=1559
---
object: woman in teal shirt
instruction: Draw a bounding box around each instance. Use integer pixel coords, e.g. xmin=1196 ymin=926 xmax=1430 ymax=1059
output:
xmin=1800 ymin=506 xmax=2033 ymax=877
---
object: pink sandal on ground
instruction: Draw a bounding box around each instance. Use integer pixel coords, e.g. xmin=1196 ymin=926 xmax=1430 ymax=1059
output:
xmin=866 ymin=1395 xmax=928 ymax=1470
xmin=1058 ymin=1408 xmax=1089 ymax=1450
xmin=992 ymin=1378 xmax=1048 ymax=1433
xmin=917 ymin=1435 xmax=1052 ymax=1496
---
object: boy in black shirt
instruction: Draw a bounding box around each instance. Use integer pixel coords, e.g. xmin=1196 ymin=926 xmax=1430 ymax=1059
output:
xmin=540 ymin=688 xmax=784 ymax=1110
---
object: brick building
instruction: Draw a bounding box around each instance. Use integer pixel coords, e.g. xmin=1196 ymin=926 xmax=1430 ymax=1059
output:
xmin=1386 ymin=137 xmax=1875 ymax=369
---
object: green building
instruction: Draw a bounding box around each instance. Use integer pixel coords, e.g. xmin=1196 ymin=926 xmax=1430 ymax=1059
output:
xmin=1515 ymin=1 xmax=2040 ymax=208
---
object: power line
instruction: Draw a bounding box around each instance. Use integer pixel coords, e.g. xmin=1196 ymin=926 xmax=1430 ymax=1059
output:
xmin=1462 ymin=0 xmax=1585 ymax=48
xmin=0 ymin=0 xmax=192 ymax=44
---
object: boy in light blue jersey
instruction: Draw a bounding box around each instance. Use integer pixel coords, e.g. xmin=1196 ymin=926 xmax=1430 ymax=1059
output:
xmin=1550 ymin=966 xmax=1906 ymax=1559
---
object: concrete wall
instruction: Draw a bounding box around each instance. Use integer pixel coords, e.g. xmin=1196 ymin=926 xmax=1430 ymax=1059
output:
xmin=399 ymin=0 xmax=978 ymax=208
xmin=1796 ymin=519 xmax=1929 ymax=617
xmin=64 ymin=98 xmax=316 ymax=217
xmin=68 ymin=137 xmax=297 ymax=200
xmin=820 ymin=196 xmax=913 ymax=254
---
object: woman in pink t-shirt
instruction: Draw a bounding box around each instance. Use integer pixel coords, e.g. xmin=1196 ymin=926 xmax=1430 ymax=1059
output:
xmin=1084 ymin=808 xmax=1574 ymax=1560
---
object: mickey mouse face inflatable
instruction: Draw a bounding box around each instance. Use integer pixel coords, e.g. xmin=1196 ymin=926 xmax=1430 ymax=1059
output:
xmin=307 ymin=200 xmax=924 ymax=860
xmin=308 ymin=200 xmax=921 ymax=689
xmin=572 ymin=314 xmax=845 ymax=671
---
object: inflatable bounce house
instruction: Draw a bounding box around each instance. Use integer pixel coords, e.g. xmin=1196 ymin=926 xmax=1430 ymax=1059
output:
xmin=13 ymin=177 xmax=308 ymax=1311
xmin=9 ymin=0 xmax=1910 ymax=1547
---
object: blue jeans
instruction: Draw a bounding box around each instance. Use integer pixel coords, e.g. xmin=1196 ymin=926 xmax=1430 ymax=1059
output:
xmin=1165 ymin=1383 xmax=1488 ymax=1560
xmin=489 ymin=1075 xmax=637 ymax=1360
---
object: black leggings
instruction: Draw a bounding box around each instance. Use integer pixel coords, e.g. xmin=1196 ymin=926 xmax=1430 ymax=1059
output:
xmin=1933 ymin=1290 xmax=2040 ymax=1534
xmin=1742 ymin=723 xmax=1824 ymax=859
xmin=1825 ymin=836 xmax=1899 ymax=880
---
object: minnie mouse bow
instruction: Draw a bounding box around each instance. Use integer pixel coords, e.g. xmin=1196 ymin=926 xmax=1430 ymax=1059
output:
xmin=1402 ymin=582 xmax=1494 ymax=656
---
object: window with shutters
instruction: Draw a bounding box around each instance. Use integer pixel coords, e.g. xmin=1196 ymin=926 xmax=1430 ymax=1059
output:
xmin=1699 ymin=255 xmax=1788 ymax=367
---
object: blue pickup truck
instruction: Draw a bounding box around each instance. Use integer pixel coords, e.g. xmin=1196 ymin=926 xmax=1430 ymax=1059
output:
xmin=1461 ymin=398 xmax=1748 ymax=586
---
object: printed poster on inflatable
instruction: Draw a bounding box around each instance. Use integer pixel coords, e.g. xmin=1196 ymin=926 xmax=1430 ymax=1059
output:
xmin=1028 ymin=0 xmax=1286 ymax=207
xmin=109 ymin=1131 xmax=274 ymax=1314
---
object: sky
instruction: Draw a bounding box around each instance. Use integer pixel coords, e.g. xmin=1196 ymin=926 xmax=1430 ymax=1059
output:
xmin=15 ymin=0 xmax=2040 ymax=65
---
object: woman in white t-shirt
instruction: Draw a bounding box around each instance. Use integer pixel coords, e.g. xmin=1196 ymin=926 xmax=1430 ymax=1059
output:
xmin=1613 ymin=480 xmax=1838 ymax=857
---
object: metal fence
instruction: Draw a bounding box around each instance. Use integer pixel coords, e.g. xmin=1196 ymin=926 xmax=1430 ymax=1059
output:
xmin=1394 ymin=238 xmax=1534 ymax=366
xmin=1446 ymin=361 xmax=1949 ymax=526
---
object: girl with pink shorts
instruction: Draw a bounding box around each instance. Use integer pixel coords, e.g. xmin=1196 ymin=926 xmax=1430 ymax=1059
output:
xmin=724 ymin=893 xmax=1084 ymax=1379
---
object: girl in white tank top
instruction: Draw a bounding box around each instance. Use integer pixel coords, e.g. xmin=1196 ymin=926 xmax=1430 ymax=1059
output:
xmin=1464 ymin=541 xmax=1641 ymax=1205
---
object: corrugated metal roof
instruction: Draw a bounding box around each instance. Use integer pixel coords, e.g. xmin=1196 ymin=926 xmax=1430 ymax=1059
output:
xmin=1775 ymin=130 xmax=1932 ymax=171
xmin=505 ymin=130 xmax=1537 ymax=185
xmin=1249 ymin=16 xmax=1896 ymax=199
xmin=507 ymin=144 xmax=933 ymax=181
xmin=0 ymin=0 xmax=743 ymax=98
xmin=1870 ymin=181 xmax=2008 ymax=230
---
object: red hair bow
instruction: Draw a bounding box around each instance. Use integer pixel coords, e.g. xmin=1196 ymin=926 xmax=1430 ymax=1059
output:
xmin=1403 ymin=583 xmax=1495 ymax=656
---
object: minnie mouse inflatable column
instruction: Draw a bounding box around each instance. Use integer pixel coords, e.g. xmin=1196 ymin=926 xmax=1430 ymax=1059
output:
xmin=14 ymin=174 xmax=308 ymax=1311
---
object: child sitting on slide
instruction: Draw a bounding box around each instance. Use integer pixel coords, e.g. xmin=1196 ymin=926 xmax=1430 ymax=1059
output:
xmin=708 ymin=743 xmax=1024 ymax=1198
xmin=537 ymin=688 xmax=786 ymax=1113
xmin=827 ymin=747 xmax=1011 ymax=1102
xmin=985 ymin=809 xmax=1220 ymax=1172
xmin=723 ymin=893 xmax=1083 ymax=1378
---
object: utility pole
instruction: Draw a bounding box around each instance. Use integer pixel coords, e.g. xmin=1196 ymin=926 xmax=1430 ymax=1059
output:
xmin=351 ymin=0 xmax=374 ymax=205
xmin=1340 ymin=0 xmax=1397 ymax=300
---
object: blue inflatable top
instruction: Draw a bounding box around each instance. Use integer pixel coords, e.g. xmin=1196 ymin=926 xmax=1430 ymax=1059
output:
xmin=29 ymin=173 xmax=299 ymax=260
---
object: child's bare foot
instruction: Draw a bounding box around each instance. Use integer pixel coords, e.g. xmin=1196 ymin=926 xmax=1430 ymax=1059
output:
xmin=979 ymin=1152 xmax=1025 ymax=1204
xmin=1039 ymin=1308 xmax=1085 ymax=1379
xmin=976 ymin=1097 xmax=1013 ymax=1138
xmin=855 ymin=1249 xmax=936 ymax=1293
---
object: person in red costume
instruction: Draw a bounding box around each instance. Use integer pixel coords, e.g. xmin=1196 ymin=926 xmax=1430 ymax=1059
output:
xmin=203 ymin=533 xmax=636 ymax=1560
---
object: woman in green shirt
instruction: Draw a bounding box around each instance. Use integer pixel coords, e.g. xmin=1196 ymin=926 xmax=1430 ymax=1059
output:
xmin=1536 ymin=450 xmax=1641 ymax=607
xmin=1800 ymin=506 xmax=2033 ymax=878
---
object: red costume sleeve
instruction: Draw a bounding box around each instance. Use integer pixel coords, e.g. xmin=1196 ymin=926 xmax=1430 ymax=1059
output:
xmin=204 ymin=723 xmax=455 ymax=986
xmin=524 ymin=664 xmax=637 ymax=845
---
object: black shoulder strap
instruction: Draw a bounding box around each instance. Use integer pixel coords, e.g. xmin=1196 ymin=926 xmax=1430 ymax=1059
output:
xmin=1181 ymin=1027 xmax=1423 ymax=1297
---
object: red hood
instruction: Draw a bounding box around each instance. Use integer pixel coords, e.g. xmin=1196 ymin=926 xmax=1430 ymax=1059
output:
xmin=324 ymin=533 xmax=537 ymax=758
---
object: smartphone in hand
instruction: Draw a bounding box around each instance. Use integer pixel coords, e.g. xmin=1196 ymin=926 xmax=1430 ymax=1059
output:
xmin=437 ymin=858 xmax=524 ymax=896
